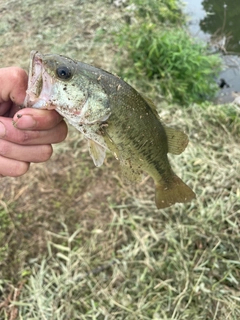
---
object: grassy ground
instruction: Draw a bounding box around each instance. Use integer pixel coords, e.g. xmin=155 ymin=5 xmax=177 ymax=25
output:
xmin=0 ymin=0 xmax=240 ymax=319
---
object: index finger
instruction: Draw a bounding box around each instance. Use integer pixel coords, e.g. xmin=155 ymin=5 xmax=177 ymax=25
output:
xmin=12 ymin=108 xmax=64 ymax=130
xmin=0 ymin=67 xmax=28 ymax=105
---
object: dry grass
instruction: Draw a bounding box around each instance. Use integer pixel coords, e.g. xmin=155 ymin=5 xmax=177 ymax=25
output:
xmin=0 ymin=0 xmax=240 ymax=319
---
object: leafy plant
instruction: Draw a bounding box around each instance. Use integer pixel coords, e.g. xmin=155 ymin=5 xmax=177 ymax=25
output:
xmin=129 ymin=0 xmax=184 ymax=24
xmin=114 ymin=0 xmax=222 ymax=105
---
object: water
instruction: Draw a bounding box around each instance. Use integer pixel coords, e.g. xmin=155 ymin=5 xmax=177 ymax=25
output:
xmin=183 ymin=0 xmax=240 ymax=101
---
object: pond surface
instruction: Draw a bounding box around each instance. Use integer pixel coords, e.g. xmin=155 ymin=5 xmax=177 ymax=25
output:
xmin=184 ymin=0 xmax=240 ymax=100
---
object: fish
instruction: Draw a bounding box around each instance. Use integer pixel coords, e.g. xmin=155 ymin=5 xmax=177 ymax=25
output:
xmin=23 ymin=51 xmax=196 ymax=209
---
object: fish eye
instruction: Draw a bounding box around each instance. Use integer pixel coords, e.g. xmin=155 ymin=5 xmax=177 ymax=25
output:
xmin=56 ymin=66 xmax=72 ymax=79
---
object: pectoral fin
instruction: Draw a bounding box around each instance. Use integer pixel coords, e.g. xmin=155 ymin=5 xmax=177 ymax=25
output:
xmin=164 ymin=126 xmax=189 ymax=155
xmin=88 ymin=139 xmax=106 ymax=167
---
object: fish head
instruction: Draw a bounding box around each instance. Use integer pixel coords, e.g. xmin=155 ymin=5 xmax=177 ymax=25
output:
xmin=23 ymin=51 xmax=111 ymax=160
xmin=23 ymin=51 xmax=89 ymax=116
xmin=24 ymin=51 xmax=111 ymax=128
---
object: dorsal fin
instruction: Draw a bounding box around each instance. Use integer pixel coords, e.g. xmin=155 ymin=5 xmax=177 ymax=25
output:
xmin=139 ymin=93 xmax=189 ymax=155
xmin=164 ymin=126 xmax=189 ymax=155
xmin=140 ymin=93 xmax=160 ymax=119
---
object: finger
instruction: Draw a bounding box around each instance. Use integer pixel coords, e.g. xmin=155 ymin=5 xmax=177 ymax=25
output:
xmin=13 ymin=108 xmax=64 ymax=130
xmin=0 ymin=101 xmax=12 ymax=116
xmin=0 ymin=139 xmax=53 ymax=162
xmin=0 ymin=102 xmax=22 ymax=118
xmin=0 ymin=118 xmax=68 ymax=145
xmin=0 ymin=67 xmax=28 ymax=105
xmin=0 ymin=155 xmax=29 ymax=177
xmin=8 ymin=103 xmax=23 ymax=118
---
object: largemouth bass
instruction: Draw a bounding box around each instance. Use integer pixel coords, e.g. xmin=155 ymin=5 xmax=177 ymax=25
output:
xmin=24 ymin=51 xmax=196 ymax=209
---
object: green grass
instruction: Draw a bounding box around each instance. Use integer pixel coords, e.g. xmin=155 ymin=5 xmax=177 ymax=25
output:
xmin=13 ymin=183 xmax=240 ymax=319
xmin=1 ymin=102 xmax=239 ymax=319
xmin=0 ymin=0 xmax=240 ymax=319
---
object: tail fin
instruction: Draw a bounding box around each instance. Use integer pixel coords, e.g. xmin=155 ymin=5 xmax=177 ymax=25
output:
xmin=155 ymin=175 xmax=196 ymax=209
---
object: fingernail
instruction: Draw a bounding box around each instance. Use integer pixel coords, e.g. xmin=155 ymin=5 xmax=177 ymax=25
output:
xmin=0 ymin=121 xmax=6 ymax=138
xmin=14 ymin=114 xmax=37 ymax=129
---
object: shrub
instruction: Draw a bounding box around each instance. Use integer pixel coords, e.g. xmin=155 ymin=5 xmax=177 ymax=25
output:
xmin=114 ymin=0 xmax=222 ymax=105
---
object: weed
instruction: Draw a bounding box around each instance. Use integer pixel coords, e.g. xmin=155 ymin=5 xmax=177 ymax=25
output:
xmin=114 ymin=0 xmax=222 ymax=105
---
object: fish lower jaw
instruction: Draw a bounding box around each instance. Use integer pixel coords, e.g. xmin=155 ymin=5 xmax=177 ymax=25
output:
xmin=24 ymin=97 xmax=56 ymax=110
xmin=32 ymin=99 xmax=50 ymax=109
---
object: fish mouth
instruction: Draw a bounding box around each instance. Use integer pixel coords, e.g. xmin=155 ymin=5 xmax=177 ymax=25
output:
xmin=24 ymin=51 xmax=55 ymax=109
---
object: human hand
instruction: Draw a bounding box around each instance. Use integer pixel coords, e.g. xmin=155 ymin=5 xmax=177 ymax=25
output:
xmin=0 ymin=67 xmax=68 ymax=177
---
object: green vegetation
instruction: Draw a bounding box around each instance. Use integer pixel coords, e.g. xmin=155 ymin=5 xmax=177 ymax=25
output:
xmin=114 ymin=0 xmax=222 ymax=105
xmin=127 ymin=0 xmax=184 ymax=24
xmin=0 ymin=206 xmax=11 ymax=265
xmin=0 ymin=0 xmax=240 ymax=319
